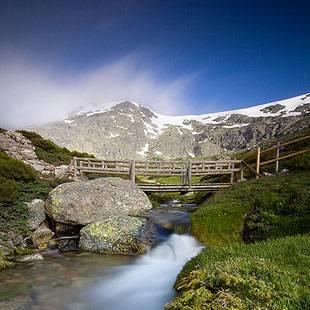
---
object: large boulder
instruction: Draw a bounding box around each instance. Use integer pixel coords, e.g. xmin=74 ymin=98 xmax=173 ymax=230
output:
xmin=79 ymin=216 xmax=155 ymax=255
xmin=45 ymin=177 xmax=152 ymax=225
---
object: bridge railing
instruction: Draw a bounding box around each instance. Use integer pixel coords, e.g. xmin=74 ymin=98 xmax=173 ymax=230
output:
xmin=72 ymin=157 xmax=244 ymax=187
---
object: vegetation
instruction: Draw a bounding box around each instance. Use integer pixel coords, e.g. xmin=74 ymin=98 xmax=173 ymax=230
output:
xmin=0 ymin=150 xmax=70 ymax=238
xmin=168 ymin=160 xmax=310 ymax=309
xmin=190 ymin=171 xmax=310 ymax=247
xmin=167 ymin=234 xmax=310 ymax=309
xmin=16 ymin=130 xmax=95 ymax=166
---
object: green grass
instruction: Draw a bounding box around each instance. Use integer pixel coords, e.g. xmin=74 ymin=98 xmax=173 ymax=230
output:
xmin=168 ymin=234 xmax=310 ymax=309
xmin=137 ymin=175 xmax=204 ymax=184
xmin=16 ymin=130 xmax=95 ymax=166
xmin=190 ymin=170 xmax=310 ymax=247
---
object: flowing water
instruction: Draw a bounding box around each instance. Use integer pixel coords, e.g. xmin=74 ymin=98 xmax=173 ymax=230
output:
xmin=0 ymin=204 xmax=202 ymax=310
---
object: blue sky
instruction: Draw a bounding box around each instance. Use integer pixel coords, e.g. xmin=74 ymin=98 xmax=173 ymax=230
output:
xmin=0 ymin=0 xmax=309 ymax=127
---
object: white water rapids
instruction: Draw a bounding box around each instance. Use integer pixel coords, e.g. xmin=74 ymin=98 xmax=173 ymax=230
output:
xmin=85 ymin=234 xmax=203 ymax=310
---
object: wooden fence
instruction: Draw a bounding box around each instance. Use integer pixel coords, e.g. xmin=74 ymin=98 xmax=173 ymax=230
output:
xmin=256 ymin=135 xmax=310 ymax=178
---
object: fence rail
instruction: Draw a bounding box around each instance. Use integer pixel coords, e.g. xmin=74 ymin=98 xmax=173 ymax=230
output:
xmin=256 ymin=135 xmax=310 ymax=178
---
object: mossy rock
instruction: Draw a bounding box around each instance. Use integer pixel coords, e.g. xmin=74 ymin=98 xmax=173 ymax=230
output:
xmin=79 ymin=216 xmax=155 ymax=255
xmin=45 ymin=177 xmax=153 ymax=225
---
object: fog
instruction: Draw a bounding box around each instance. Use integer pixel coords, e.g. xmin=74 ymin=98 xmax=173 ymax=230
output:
xmin=0 ymin=54 xmax=194 ymax=129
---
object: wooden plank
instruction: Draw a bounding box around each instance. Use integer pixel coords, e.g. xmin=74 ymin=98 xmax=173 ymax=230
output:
xmin=260 ymin=148 xmax=310 ymax=166
xmin=240 ymin=161 xmax=244 ymax=181
xmin=79 ymin=169 xmax=129 ymax=175
xmin=78 ymin=166 xmax=129 ymax=172
xmin=275 ymin=141 xmax=280 ymax=173
xmin=58 ymin=159 xmax=74 ymax=179
xmin=242 ymin=160 xmax=261 ymax=177
xmin=256 ymin=146 xmax=261 ymax=179
xmin=129 ymin=160 xmax=136 ymax=182
xmin=73 ymin=157 xmax=78 ymax=181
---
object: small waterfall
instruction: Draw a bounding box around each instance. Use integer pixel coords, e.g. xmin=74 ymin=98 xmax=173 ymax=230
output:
xmin=86 ymin=234 xmax=203 ymax=310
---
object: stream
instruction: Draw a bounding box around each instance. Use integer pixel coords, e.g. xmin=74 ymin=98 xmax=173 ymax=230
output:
xmin=0 ymin=203 xmax=203 ymax=310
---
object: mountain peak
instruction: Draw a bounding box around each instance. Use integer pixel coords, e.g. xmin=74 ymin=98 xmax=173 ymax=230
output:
xmin=26 ymin=93 xmax=310 ymax=160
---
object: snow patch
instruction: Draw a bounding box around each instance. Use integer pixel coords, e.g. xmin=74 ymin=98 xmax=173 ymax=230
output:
xmin=222 ymin=123 xmax=250 ymax=129
xmin=106 ymin=133 xmax=120 ymax=138
xmin=136 ymin=143 xmax=149 ymax=156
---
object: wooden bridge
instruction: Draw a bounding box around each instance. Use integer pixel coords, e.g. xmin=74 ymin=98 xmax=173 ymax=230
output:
xmin=63 ymin=158 xmax=254 ymax=192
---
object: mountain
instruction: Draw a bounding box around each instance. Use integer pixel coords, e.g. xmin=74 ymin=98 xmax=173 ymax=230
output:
xmin=25 ymin=94 xmax=310 ymax=159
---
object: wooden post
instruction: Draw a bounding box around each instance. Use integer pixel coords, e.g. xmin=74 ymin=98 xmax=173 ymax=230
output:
xmin=240 ymin=161 xmax=244 ymax=182
xmin=256 ymin=146 xmax=261 ymax=179
xmin=129 ymin=160 xmax=135 ymax=182
xmin=230 ymin=163 xmax=235 ymax=183
xmin=73 ymin=157 xmax=78 ymax=181
xmin=186 ymin=159 xmax=192 ymax=189
xmin=181 ymin=173 xmax=185 ymax=184
xmin=275 ymin=142 xmax=280 ymax=173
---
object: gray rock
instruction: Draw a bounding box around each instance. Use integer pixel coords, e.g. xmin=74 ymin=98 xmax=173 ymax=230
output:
xmin=0 ymin=130 xmax=57 ymax=175
xmin=45 ymin=177 xmax=153 ymax=225
xmin=25 ymin=199 xmax=46 ymax=231
xmin=17 ymin=253 xmax=44 ymax=262
xmin=31 ymin=222 xmax=54 ymax=250
xmin=57 ymin=239 xmax=79 ymax=252
xmin=79 ymin=216 xmax=155 ymax=255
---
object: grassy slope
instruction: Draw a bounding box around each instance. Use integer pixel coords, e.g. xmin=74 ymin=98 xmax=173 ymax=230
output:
xmin=166 ymin=170 xmax=310 ymax=309
xmin=190 ymin=171 xmax=310 ymax=247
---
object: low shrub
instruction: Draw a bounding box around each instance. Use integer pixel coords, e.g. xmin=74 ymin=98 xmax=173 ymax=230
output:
xmin=0 ymin=151 xmax=37 ymax=181
xmin=0 ymin=177 xmax=20 ymax=204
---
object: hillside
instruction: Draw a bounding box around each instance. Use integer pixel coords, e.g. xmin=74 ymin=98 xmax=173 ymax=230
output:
xmin=25 ymin=94 xmax=310 ymax=160
xmin=166 ymin=170 xmax=310 ymax=310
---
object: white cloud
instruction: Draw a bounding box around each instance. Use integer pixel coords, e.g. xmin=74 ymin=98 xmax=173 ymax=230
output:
xmin=0 ymin=54 xmax=194 ymax=128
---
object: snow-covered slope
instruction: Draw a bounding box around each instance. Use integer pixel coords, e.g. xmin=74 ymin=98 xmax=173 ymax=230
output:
xmin=26 ymin=94 xmax=310 ymax=159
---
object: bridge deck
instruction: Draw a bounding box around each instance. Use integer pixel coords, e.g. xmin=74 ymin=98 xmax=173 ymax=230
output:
xmin=137 ymin=183 xmax=231 ymax=192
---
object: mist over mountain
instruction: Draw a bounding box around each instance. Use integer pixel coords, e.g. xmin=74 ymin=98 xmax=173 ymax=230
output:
xmin=25 ymin=94 xmax=310 ymax=160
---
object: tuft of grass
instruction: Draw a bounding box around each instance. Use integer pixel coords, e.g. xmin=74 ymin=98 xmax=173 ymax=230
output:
xmin=169 ymin=234 xmax=310 ymax=310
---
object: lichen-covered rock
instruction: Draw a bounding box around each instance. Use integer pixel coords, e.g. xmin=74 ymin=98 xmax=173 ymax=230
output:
xmin=25 ymin=199 xmax=45 ymax=231
xmin=31 ymin=222 xmax=54 ymax=250
xmin=79 ymin=216 xmax=155 ymax=255
xmin=45 ymin=177 xmax=153 ymax=225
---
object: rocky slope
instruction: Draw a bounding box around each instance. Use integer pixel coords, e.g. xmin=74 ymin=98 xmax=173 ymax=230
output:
xmin=25 ymin=94 xmax=310 ymax=159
